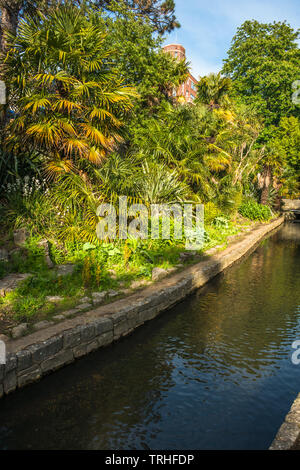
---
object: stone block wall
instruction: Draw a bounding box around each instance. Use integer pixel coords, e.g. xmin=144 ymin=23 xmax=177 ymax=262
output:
xmin=270 ymin=393 xmax=300 ymax=450
xmin=282 ymin=199 xmax=300 ymax=211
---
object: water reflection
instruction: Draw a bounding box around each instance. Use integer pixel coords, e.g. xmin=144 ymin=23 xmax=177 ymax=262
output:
xmin=0 ymin=223 xmax=299 ymax=450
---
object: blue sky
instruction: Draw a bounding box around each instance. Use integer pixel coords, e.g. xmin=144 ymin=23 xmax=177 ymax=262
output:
xmin=163 ymin=0 xmax=300 ymax=78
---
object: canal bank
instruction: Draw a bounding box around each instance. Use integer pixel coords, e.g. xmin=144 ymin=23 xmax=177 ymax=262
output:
xmin=0 ymin=216 xmax=284 ymax=399
xmin=270 ymin=393 xmax=300 ymax=450
xmin=1 ymin=217 xmax=300 ymax=450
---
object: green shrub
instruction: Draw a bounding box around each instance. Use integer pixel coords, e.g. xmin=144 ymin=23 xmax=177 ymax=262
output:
xmin=213 ymin=216 xmax=229 ymax=229
xmin=204 ymin=202 xmax=222 ymax=225
xmin=216 ymin=182 xmax=243 ymax=217
xmin=238 ymin=201 xmax=272 ymax=221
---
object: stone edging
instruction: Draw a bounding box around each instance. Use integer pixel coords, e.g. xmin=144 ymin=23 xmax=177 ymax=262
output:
xmin=0 ymin=216 xmax=284 ymax=399
xmin=269 ymin=393 xmax=300 ymax=450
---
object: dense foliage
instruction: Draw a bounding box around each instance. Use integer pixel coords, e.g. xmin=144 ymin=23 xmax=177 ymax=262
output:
xmin=222 ymin=20 xmax=300 ymax=127
xmin=222 ymin=20 xmax=300 ymax=201
xmin=0 ymin=2 xmax=298 ymax=325
xmin=5 ymin=6 xmax=137 ymax=173
xmin=238 ymin=201 xmax=272 ymax=221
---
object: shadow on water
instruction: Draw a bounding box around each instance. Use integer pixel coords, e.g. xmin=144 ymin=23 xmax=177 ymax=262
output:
xmin=0 ymin=223 xmax=300 ymax=450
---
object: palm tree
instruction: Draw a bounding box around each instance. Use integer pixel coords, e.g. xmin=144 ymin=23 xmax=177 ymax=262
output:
xmin=196 ymin=72 xmax=232 ymax=110
xmin=3 ymin=4 xmax=137 ymax=176
xmin=135 ymin=161 xmax=192 ymax=204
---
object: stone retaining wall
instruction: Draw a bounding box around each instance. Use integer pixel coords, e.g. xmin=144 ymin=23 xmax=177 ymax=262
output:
xmin=269 ymin=393 xmax=300 ymax=450
xmin=282 ymin=199 xmax=300 ymax=211
xmin=0 ymin=216 xmax=284 ymax=399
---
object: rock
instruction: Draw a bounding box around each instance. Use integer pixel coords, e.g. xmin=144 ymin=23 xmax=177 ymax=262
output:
xmin=120 ymin=288 xmax=131 ymax=295
xmin=94 ymin=317 xmax=113 ymax=336
xmin=179 ymin=251 xmax=197 ymax=261
xmin=79 ymin=296 xmax=91 ymax=303
xmin=107 ymin=290 xmax=119 ymax=298
xmin=75 ymin=303 xmax=92 ymax=311
xmin=151 ymin=267 xmax=168 ymax=282
xmin=32 ymin=320 xmax=54 ymax=331
xmin=0 ymin=273 xmax=32 ymax=297
xmin=166 ymin=267 xmax=177 ymax=274
xmin=29 ymin=336 xmax=62 ymax=363
xmin=53 ymin=315 xmax=65 ymax=321
xmin=11 ymin=323 xmax=28 ymax=339
xmin=62 ymin=309 xmax=78 ymax=318
xmin=13 ymin=229 xmax=30 ymax=247
xmin=4 ymin=371 xmax=17 ymax=394
xmin=18 ymin=367 xmax=41 ymax=388
xmin=91 ymin=292 xmax=107 ymax=305
xmin=5 ymin=354 xmax=16 ymax=372
xmin=16 ymin=350 xmax=32 ymax=371
xmin=282 ymin=199 xmax=300 ymax=211
xmin=86 ymin=341 xmax=99 ymax=354
xmin=0 ymin=334 xmax=9 ymax=343
xmin=45 ymin=295 xmax=63 ymax=303
xmin=0 ymin=248 xmax=9 ymax=262
xmin=38 ymin=239 xmax=54 ymax=268
xmin=63 ymin=326 xmax=81 ymax=348
xmin=80 ymin=324 xmax=95 ymax=342
xmin=130 ymin=280 xmax=149 ymax=289
xmin=56 ymin=264 xmax=76 ymax=277
xmin=41 ymin=349 xmax=74 ymax=374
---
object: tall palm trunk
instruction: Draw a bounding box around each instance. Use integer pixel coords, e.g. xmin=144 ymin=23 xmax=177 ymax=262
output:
xmin=260 ymin=165 xmax=272 ymax=205
xmin=0 ymin=1 xmax=21 ymax=56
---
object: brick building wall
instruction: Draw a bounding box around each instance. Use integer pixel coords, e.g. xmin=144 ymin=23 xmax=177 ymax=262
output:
xmin=162 ymin=44 xmax=198 ymax=104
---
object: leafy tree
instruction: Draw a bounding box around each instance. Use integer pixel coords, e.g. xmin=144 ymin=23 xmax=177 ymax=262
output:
xmin=96 ymin=2 xmax=188 ymax=110
xmin=1 ymin=1 xmax=185 ymax=130
xmin=267 ymin=116 xmax=300 ymax=196
xmin=222 ymin=20 xmax=300 ymax=127
xmin=0 ymin=0 xmax=179 ymax=57
xmin=3 ymin=4 xmax=137 ymax=175
xmin=272 ymin=116 xmax=300 ymax=175
xmin=0 ymin=1 xmax=186 ymax=190
xmin=222 ymin=20 xmax=300 ymax=202
xmin=128 ymin=97 xmax=265 ymax=207
xmin=129 ymin=102 xmax=214 ymax=200
xmin=95 ymin=0 xmax=179 ymax=33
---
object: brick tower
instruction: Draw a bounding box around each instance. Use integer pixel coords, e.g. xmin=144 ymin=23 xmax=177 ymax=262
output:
xmin=162 ymin=44 xmax=198 ymax=103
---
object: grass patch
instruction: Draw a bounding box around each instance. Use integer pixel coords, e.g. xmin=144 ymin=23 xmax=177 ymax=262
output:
xmin=0 ymin=216 xmax=258 ymax=332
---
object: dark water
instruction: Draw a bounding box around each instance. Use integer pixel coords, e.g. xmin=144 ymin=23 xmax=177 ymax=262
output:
xmin=0 ymin=223 xmax=300 ymax=450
